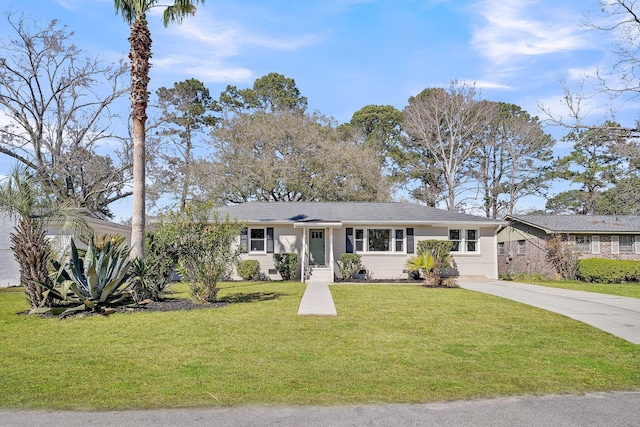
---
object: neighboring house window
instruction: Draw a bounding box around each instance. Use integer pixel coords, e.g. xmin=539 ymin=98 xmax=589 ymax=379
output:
xmin=449 ymin=229 xmax=479 ymax=253
xmin=351 ymin=228 xmax=406 ymax=253
xmin=498 ymin=242 xmax=505 ymax=255
xmin=517 ymin=240 xmax=526 ymax=255
xmin=575 ymin=235 xmax=591 ymax=253
xmin=620 ymin=235 xmax=635 ymax=254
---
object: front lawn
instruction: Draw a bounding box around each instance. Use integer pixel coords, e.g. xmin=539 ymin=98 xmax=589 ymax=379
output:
xmin=506 ymin=277 xmax=640 ymax=299
xmin=0 ymin=282 xmax=638 ymax=410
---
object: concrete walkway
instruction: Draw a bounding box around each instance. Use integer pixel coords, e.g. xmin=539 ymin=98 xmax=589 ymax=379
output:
xmin=298 ymin=282 xmax=337 ymax=316
xmin=459 ymin=280 xmax=640 ymax=344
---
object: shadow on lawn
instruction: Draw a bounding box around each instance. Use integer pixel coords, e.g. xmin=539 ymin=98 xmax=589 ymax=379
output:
xmin=218 ymin=292 xmax=285 ymax=304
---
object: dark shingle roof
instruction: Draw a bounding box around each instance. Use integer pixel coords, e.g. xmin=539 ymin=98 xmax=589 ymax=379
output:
xmin=508 ymin=215 xmax=640 ymax=234
xmin=214 ymin=202 xmax=501 ymax=225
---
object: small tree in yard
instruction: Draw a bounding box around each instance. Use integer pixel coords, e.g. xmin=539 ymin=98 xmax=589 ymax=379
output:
xmin=546 ymin=234 xmax=580 ymax=280
xmin=157 ymin=202 xmax=244 ymax=303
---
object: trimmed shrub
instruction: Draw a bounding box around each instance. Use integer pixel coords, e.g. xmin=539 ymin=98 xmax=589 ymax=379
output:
xmin=236 ymin=260 xmax=261 ymax=281
xmin=577 ymin=258 xmax=640 ymax=283
xmin=337 ymin=254 xmax=362 ymax=280
xmin=273 ymin=253 xmax=298 ymax=280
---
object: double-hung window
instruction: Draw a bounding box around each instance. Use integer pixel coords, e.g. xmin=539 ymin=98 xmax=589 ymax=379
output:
xmin=449 ymin=229 xmax=480 ymax=253
xmin=575 ymin=235 xmax=591 ymax=253
xmin=449 ymin=229 xmax=479 ymax=253
xmin=250 ymin=228 xmax=265 ymax=252
xmin=620 ymin=235 xmax=635 ymax=254
xmin=517 ymin=240 xmax=526 ymax=255
xmin=240 ymin=227 xmax=274 ymax=253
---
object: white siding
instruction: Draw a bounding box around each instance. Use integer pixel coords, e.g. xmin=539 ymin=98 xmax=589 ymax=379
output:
xmin=0 ymin=216 xmax=20 ymax=287
xmin=237 ymin=223 xmax=499 ymax=281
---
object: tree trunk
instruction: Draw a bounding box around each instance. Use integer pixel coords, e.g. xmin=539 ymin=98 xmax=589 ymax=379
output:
xmin=180 ymin=126 xmax=192 ymax=211
xmin=10 ymin=218 xmax=53 ymax=309
xmin=129 ymin=14 xmax=152 ymax=260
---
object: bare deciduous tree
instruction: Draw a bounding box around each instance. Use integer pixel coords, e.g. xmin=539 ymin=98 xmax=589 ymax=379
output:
xmin=403 ymin=81 xmax=496 ymax=211
xmin=0 ymin=13 xmax=130 ymax=217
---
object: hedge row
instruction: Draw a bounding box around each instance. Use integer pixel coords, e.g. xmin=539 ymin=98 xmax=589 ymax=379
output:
xmin=577 ymin=258 xmax=640 ymax=283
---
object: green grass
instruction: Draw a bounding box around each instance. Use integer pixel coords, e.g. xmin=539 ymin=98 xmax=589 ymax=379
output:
xmin=507 ymin=277 xmax=640 ymax=298
xmin=0 ymin=282 xmax=638 ymax=410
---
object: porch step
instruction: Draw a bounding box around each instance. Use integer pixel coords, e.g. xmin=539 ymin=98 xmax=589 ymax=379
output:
xmin=307 ymin=267 xmax=332 ymax=284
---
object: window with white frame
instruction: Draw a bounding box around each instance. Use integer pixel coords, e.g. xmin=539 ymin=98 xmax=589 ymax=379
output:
xmin=498 ymin=242 xmax=505 ymax=255
xmin=466 ymin=229 xmax=478 ymax=252
xmin=352 ymin=228 xmax=406 ymax=253
xmin=355 ymin=229 xmax=364 ymax=252
xmin=395 ymin=229 xmax=404 ymax=252
xmin=575 ymin=235 xmax=591 ymax=253
xmin=449 ymin=229 xmax=461 ymax=252
xmin=517 ymin=240 xmax=526 ymax=255
xmin=449 ymin=229 xmax=479 ymax=253
xmin=250 ymin=228 xmax=265 ymax=252
xmin=620 ymin=235 xmax=635 ymax=254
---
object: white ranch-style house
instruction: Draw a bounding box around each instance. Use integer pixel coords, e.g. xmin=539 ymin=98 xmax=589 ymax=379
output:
xmin=216 ymin=202 xmax=503 ymax=282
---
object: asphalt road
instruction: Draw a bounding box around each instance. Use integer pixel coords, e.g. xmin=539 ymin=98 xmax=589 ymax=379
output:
xmin=1 ymin=392 xmax=639 ymax=426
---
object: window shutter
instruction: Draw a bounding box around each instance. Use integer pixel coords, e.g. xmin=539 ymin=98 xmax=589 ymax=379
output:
xmin=240 ymin=228 xmax=248 ymax=252
xmin=346 ymin=228 xmax=354 ymax=253
xmin=406 ymin=228 xmax=414 ymax=254
xmin=592 ymin=235 xmax=600 ymax=254
xmin=611 ymin=235 xmax=619 ymax=254
xmin=266 ymin=227 xmax=274 ymax=253
xmin=635 ymin=236 xmax=640 ymax=254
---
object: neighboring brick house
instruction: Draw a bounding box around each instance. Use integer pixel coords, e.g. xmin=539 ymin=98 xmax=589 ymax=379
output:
xmin=497 ymin=215 xmax=640 ymax=278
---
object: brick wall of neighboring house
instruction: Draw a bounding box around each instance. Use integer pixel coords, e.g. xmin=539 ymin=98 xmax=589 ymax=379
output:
xmin=498 ymin=235 xmax=557 ymax=278
xmin=498 ymin=233 xmax=640 ymax=278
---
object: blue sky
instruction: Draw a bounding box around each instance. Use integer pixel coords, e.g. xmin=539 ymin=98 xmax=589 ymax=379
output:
xmin=1 ymin=0 xmax=635 ymax=219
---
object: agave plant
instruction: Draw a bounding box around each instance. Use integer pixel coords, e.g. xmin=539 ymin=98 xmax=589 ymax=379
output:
xmin=39 ymin=236 xmax=137 ymax=316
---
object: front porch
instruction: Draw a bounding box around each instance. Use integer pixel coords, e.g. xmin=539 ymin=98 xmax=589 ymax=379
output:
xmin=294 ymin=222 xmax=342 ymax=283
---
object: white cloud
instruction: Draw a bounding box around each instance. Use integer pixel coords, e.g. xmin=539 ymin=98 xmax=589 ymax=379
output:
xmin=463 ymin=80 xmax=513 ymax=90
xmin=149 ymin=10 xmax=322 ymax=84
xmin=471 ymin=0 xmax=590 ymax=65
xmin=185 ymin=65 xmax=253 ymax=84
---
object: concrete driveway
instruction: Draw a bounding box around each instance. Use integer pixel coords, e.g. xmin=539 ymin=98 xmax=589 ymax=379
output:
xmin=458 ymin=280 xmax=640 ymax=344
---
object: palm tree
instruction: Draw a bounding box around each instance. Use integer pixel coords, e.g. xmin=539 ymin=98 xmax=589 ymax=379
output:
xmin=0 ymin=167 xmax=85 ymax=309
xmin=114 ymin=0 xmax=206 ymax=259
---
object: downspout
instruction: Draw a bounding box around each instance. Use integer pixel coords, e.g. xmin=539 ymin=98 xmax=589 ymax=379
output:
xmin=301 ymin=228 xmax=306 ymax=283
xmin=329 ymin=227 xmax=335 ymax=283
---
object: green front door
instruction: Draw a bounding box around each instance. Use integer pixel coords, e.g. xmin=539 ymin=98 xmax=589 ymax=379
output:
xmin=309 ymin=229 xmax=325 ymax=265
